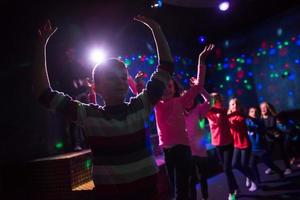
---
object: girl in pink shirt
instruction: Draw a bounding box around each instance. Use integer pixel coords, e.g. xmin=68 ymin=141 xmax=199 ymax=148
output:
xmin=155 ymin=45 xmax=214 ymax=200
xmin=184 ymin=84 xmax=211 ymax=200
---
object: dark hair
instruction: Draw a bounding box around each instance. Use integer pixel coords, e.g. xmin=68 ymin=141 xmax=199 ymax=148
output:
xmin=172 ymin=78 xmax=181 ymax=97
xmin=92 ymin=58 xmax=126 ymax=86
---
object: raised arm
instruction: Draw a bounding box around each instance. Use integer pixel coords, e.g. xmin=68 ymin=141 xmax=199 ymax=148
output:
xmin=32 ymin=20 xmax=57 ymax=98
xmin=134 ymin=15 xmax=173 ymax=65
xmin=197 ymin=44 xmax=214 ymax=87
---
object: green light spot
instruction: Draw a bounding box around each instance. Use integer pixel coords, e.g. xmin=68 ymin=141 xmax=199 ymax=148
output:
xmin=243 ymin=79 xmax=248 ymax=84
xmin=283 ymin=71 xmax=289 ymax=76
xmin=217 ymin=65 xmax=222 ymax=71
xmin=198 ymin=119 xmax=206 ymax=129
xmin=124 ymin=59 xmax=131 ymax=66
xmin=284 ymin=41 xmax=289 ymax=46
xmin=278 ymin=45 xmax=283 ymax=49
xmin=219 ymin=84 xmax=224 ymax=88
xmin=262 ymin=51 xmax=267 ymax=55
xmin=148 ymin=59 xmax=154 ymax=65
xmin=225 ymin=76 xmax=231 ymax=81
xmin=55 ymin=142 xmax=64 ymax=149
xmin=246 ymin=84 xmax=252 ymax=90
xmin=237 ymin=67 xmax=242 ymax=71
xmin=275 ymin=73 xmax=279 ymax=78
xmin=85 ymin=159 xmax=92 ymax=170
xmin=270 ymin=73 xmax=274 ymax=78
xmin=257 ymin=52 xmax=261 ymax=56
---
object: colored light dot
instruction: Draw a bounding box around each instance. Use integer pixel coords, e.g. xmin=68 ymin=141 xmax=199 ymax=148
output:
xmin=243 ymin=79 xmax=248 ymax=84
xmin=237 ymin=67 xmax=242 ymax=71
xmin=85 ymin=159 xmax=92 ymax=170
xmin=270 ymin=73 xmax=274 ymax=78
xmin=225 ymin=75 xmax=231 ymax=81
xmin=257 ymin=83 xmax=263 ymax=90
xmin=288 ymin=91 xmax=293 ymax=96
xmin=246 ymin=84 xmax=252 ymax=90
xmin=283 ymin=71 xmax=289 ymax=76
xmin=277 ymin=28 xmax=283 ymax=36
xmin=217 ymin=65 xmax=222 ymax=71
xmin=248 ymin=72 xmax=253 ymax=76
xmin=257 ymin=52 xmax=261 ymax=56
xmin=275 ymin=73 xmax=279 ymax=78
xmin=227 ymin=89 xmax=233 ymax=96
xmin=284 ymin=41 xmax=289 ymax=46
xmin=262 ymin=51 xmax=267 ymax=55
xmin=55 ymin=142 xmax=64 ymax=149
xmin=278 ymin=45 xmax=283 ymax=49
xmin=220 ymin=84 xmax=224 ymax=88
xmin=198 ymin=119 xmax=205 ymax=129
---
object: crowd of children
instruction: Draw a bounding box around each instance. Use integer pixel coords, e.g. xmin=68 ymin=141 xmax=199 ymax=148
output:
xmin=33 ymin=16 xmax=300 ymax=200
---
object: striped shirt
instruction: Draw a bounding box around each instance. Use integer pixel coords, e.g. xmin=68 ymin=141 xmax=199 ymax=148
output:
xmin=39 ymin=64 xmax=173 ymax=198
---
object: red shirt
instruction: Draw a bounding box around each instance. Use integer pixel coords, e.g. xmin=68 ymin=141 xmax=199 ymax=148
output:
xmin=227 ymin=111 xmax=250 ymax=149
xmin=206 ymin=107 xmax=233 ymax=146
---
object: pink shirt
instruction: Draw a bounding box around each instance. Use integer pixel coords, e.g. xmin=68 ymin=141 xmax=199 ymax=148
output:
xmin=155 ymin=85 xmax=201 ymax=148
xmin=185 ymin=101 xmax=210 ymax=157
xmin=206 ymin=107 xmax=233 ymax=146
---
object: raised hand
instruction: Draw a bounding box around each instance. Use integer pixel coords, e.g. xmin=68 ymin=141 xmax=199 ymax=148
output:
xmin=189 ymin=76 xmax=198 ymax=86
xmin=37 ymin=20 xmax=57 ymax=44
xmin=135 ymin=71 xmax=146 ymax=80
xmin=198 ymin=44 xmax=214 ymax=64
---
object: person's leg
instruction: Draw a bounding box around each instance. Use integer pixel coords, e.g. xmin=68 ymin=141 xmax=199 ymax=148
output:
xmin=277 ymin=139 xmax=291 ymax=170
xmin=173 ymin=145 xmax=191 ymax=200
xmin=190 ymin=156 xmax=198 ymax=200
xmin=265 ymin=141 xmax=275 ymax=174
xmin=198 ymin=157 xmax=209 ymax=199
xmin=261 ymin=151 xmax=283 ymax=178
xmin=249 ymin=153 xmax=261 ymax=184
xmin=163 ymin=147 xmax=175 ymax=197
xmin=217 ymin=144 xmax=238 ymax=194
xmin=241 ymin=149 xmax=257 ymax=191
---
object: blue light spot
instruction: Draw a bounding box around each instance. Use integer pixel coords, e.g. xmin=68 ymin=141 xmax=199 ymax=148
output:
xmin=227 ymin=89 xmax=233 ymax=96
xmin=288 ymin=91 xmax=293 ymax=96
xmin=288 ymin=73 xmax=296 ymax=80
xmin=257 ymin=83 xmax=263 ymax=90
xmin=296 ymin=39 xmax=300 ymax=46
xmin=269 ymin=64 xmax=275 ymax=69
xmin=248 ymin=72 xmax=253 ymax=77
xmin=269 ymin=48 xmax=276 ymax=55
xmin=294 ymin=59 xmax=300 ymax=64
xmin=246 ymin=58 xmax=253 ymax=64
xmin=223 ymin=63 xmax=229 ymax=69
xmin=224 ymin=57 xmax=229 ymax=62
xmin=259 ymin=96 xmax=264 ymax=102
xmin=149 ymin=113 xmax=155 ymax=122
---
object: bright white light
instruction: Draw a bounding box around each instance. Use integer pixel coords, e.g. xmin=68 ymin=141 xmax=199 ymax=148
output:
xmin=89 ymin=49 xmax=106 ymax=64
xmin=219 ymin=1 xmax=230 ymax=11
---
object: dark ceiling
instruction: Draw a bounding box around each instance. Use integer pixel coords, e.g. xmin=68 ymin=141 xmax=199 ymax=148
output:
xmin=2 ymin=0 xmax=300 ymax=66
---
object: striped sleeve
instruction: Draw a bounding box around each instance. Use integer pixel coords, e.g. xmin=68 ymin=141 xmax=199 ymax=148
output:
xmin=38 ymin=88 xmax=87 ymax=127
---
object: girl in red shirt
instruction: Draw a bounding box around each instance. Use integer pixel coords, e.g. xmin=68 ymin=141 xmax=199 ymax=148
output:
xmin=227 ymin=98 xmax=257 ymax=192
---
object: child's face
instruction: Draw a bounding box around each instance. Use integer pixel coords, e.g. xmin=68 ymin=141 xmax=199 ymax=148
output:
xmin=229 ymin=99 xmax=238 ymax=112
xmin=96 ymin=66 xmax=128 ymax=105
xmin=248 ymin=108 xmax=258 ymax=118
xmin=260 ymin=103 xmax=268 ymax=116
xmin=162 ymin=79 xmax=175 ymax=100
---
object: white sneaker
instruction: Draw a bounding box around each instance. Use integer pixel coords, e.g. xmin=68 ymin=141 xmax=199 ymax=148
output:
xmin=246 ymin=177 xmax=250 ymax=187
xmin=284 ymin=168 xmax=292 ymax=175
xmin=249 ymin=182 xmax=257 ymax=192
xmin=265 ymin=168 xmax=273 ymax=175
xmin=228 ymin=193 xmax=236 ymax=200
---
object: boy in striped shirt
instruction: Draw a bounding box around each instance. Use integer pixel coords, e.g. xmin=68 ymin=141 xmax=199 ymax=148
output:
xmin=33 ymin=16 xmax=174 ymax=200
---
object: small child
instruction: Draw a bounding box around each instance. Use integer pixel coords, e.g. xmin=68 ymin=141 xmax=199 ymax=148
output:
xmin=246 ymin=107 xmax=284 ymax=184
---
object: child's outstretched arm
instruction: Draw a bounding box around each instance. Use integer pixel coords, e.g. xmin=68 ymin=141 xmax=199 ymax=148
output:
xmin=197 ymin=44 xmax=214 ymax=87
xmin=33 ymin=20 xmax=57 ymax=98
xmin=134 ymin=15 xmax=173 ymax=66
